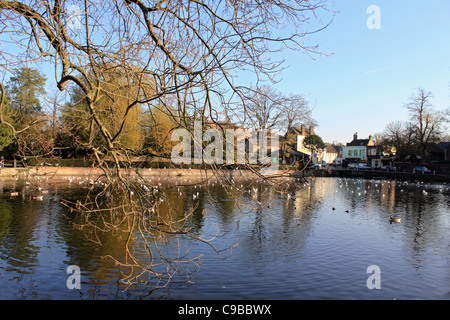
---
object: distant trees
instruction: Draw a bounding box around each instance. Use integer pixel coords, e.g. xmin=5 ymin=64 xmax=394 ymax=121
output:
xmin=404 ymin=88 xmax=446 ymax=157
xmin=377 ymin=88 xmax=448 ymax=160
xmin=0 ymin=104 xmax=14 ymax=150
xmin=242 ymin=85 xmax=317 ymax=132
xmin=376 ymin=121 xmax=415 ymax=156
xmin=243 ymin=85 xmax=283 ymax=130
xmin=57 ymin=67 xmax=148 ymax=157
xmin=142 ymin=104 xmax=178 ymax=156
xmin=0 ymin=67 xmax=51 ymax=156
xmin=279 ymin=93 xmax=318 ymax=134
xmin=302 ymin=134 xmax=325 ymax=154
xmin=242 ymin=85 xmax=318 ymax=165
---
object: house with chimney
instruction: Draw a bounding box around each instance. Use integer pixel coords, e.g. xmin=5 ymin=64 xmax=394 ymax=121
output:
xmin=342 ymin=132 xmax=380 ymax=165
xmin=283 ymin=125 xmax=316 ymax=164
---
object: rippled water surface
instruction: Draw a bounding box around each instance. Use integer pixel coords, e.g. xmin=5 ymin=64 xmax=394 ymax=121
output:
xmin=0 ymin=176 xmax=449 ymax=299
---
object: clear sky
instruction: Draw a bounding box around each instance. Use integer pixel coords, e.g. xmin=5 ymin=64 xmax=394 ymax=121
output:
xmin=2 ymin=1 xmax=448 ymax=146
xmin=270 ymin=0 xmax=450 ymax=144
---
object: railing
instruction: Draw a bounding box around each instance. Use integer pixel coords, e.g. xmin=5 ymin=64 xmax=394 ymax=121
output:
xmin=329 ymin=167 xmax=437 ymax=175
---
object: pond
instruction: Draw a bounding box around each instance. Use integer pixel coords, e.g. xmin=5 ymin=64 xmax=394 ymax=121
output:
xmin=0 ymin=176 xmax=449 ymax=300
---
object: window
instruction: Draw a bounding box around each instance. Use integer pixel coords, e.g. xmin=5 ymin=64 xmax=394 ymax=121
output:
xmin=348 ymin=150 xmax=352 ymax=156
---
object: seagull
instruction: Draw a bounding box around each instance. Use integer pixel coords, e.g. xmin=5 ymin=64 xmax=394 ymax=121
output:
xmin=389 ymin=216 xmax=401 ymax=224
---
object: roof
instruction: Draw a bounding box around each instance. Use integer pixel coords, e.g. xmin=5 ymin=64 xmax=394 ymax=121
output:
xmin=332 ymin=145 xmax=342 ymax=153
xmin=287 ymin=149 xmax=310 ymax=156
xmin=205 ymin=120 xmax=238 ymax=130
xmin=288 ymin=125 xmax=315 ymax=137
xmin=325 ymin=145 xmax=338 ymax=154
xmin=346 ymin=133 xmax=375 ymax=147
xmin=346 ymin=139 xmax=370 ymax=146
xmin=437 ymin=142 xmax=450 ymax=150
xmin=427 ymin=143 xmax=444 ymax=153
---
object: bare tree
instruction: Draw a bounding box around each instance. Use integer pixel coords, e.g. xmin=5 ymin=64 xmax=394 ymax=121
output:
xmin=241 ymin=87 xmax=317 ymax=133
xmin=377 ymin=88 xmax=447 ymax=160
xmin=0 ymin=0 xmax=333 ymax=286
xmin=404 ymin=88 xmax=445 ymax=158
xmin=278 ymin=93 xmax=317 ymax=134
xmin=242 ymin=85 xmax=284 ymax=130
xmin=377 ymin=120 xmax=415 ymax=157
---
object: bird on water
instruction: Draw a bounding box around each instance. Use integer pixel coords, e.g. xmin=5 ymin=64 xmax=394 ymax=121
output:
xmin=389 ymin=216 xmax=401 ymax=224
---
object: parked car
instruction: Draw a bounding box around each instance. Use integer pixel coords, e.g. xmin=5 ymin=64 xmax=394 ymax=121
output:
xmin=309 ymin=163 xmax=322 ymax=169
xmin=356 ymin=163 xmax=370 ymax=170
xmin=413 ymin=166 xmax=432 ymax=174
xmin=384 ymin=165 xmax=396 ymax=172
xmin=348 ymin=163 xmax=370 ymax=170
xmin=347 ymin=163 xmax=357 ymax=169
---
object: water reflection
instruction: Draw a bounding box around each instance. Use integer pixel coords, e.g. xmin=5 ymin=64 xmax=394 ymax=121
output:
xmin=0 ymin=176 xmax=449 ymax=299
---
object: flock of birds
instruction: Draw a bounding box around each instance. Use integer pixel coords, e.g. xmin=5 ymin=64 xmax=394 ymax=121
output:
xmin=330 ymin=177 xmax=449 ymax=223
xmin=3 ymin=175 xmax=448 ymax=225
xmin=8 ymin=179 xmax=50 ymax=201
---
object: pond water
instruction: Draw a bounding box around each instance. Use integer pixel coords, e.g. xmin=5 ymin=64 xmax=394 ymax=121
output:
xmin=0 ymin=176 xmax=449 ymax=300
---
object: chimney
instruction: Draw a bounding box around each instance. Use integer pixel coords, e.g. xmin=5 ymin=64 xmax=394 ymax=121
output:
xmin=353 ymin=132 xmax=358 ymax=141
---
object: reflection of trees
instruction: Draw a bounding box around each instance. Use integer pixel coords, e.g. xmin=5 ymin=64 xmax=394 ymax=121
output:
xmin=337 ymin=178 xmax=398 ymax=215
xmin=239 ymin=179 xmax=323 ymax=263
xmin=395 ymin=184 xmax=450 ymax=271
xmin=2 ymin=175 xmax=447 ymax=298
xmin=294 ymin=178 xmax=328 ymax=213
xmin=0 ymin=198 xmax=13 ymax=245
xmin=57 ymin=176 xmax=250 ymax=288
xmin=336 ymin=177 xmax=449 ymax=273
xmin=55 ymin=177 xmax=450 ymax=295
xmin=0 ymin=197 xmax=40 ymax=274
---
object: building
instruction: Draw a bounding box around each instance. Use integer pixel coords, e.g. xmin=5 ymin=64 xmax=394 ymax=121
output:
xmin=309 ymin=145 xmax=339 ymax=165
xmin=342 ymin=132 xmax=379 ymax=164
xmin=283 ymin=125 xmax=316 ymax=164
xmin=291 ymin=125 xmax=316 ymax=155
xmin=426 ymin=143 xmax=445 ymax=162
xmin=321 ymin=145 xmax=339 ymax=165
xmin=437 ymin=142 xmax=450 ymax=161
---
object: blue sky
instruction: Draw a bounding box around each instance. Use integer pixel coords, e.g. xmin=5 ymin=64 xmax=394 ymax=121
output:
xmin=2 ymin=1 xmax=448 ymax=145
xmin=269 ymin=0 xmax=450 ymax=144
